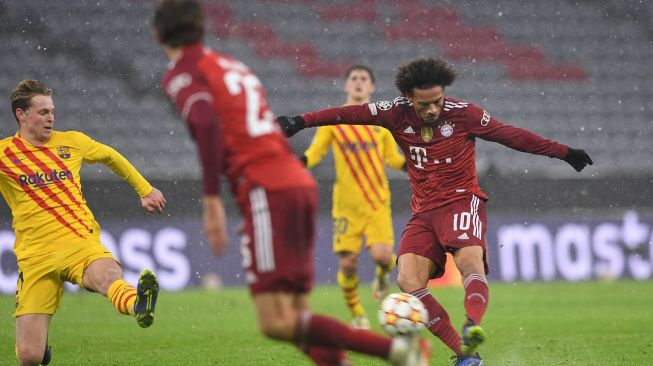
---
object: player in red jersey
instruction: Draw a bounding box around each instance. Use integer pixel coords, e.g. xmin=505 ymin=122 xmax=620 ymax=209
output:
xmin=277 ymin=57 xmax=593 ymax=366
xmin=153 ymin=1 xmax=429 ymax=365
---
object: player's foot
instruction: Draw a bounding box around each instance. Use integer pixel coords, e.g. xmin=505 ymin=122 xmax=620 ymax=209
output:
xmin=350 ymin=315 xmax=371 ymax=330
xmin=372 ymin=272 xmax=391 ymax=301
xmin=461 ymin=322 xmax=486 ymax=356
xmin=40 ymin=340 xmax=51 ymax=365
xmin=452 ymin=353 xmax=485 ymax=366
xmin=389 ymin=336 xmax=430 ymax=366
xmin=134 ymin=269 xmax=159 ymax=328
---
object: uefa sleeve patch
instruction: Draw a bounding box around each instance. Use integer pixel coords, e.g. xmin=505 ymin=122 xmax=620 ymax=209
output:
xmin=376 ymin=100 xmax=392 ymax=111
xmin=481 ymin=110 xmax=491 ymax=126
xmin=368 ymin=102 xmax=378 ymax=116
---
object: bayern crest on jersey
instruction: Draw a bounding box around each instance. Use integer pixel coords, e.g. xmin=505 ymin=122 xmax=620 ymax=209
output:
xmin=439 ymin=121 xmax=454 ymax=138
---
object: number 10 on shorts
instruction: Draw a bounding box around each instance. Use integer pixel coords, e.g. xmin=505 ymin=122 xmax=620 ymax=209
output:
xmin=452 ymin=212 xmax=471 ymax=231
xmin=451 ymin=195 xmax=483 ymax=240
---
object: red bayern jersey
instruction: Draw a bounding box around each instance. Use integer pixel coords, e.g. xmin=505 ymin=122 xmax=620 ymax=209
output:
xmin=162 ymin=44 xmax=314 ymax=196
xmin=301 ymin=96 xmax=568 ymax=214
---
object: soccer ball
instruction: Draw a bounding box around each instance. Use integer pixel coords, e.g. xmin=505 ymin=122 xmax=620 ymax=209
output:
xmin=378 ymin=293 xmax=429 ymax=336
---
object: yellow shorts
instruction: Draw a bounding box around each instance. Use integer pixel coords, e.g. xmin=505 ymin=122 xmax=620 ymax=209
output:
xmin=332 ymin=204 xmax=395 ymax=254
xmin=15 ymin=240 xmax=116 ymax=317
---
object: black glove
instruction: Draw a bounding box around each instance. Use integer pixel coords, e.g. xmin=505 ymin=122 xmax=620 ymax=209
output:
xmin=564 ymin=147 xmax=593 ymax=172
xmin=276 ymin=115 xmax=306 ymax=137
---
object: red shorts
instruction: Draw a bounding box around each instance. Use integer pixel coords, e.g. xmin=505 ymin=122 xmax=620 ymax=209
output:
xmin=398 ymin=195 xmax=488 ymax=279
xmin=238 ymin=185 xmax=316 ymax=294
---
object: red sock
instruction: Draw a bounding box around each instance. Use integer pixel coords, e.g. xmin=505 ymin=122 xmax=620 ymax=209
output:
xmin=300 ymin=345 xmax=351 ymax=366
xmin=463 ymin=274 xmax=489 ymax=325
xmin=297 ymin=311 xmax=392 ymax=359
xmin=411 ymin=288 xmax=462 ymax=355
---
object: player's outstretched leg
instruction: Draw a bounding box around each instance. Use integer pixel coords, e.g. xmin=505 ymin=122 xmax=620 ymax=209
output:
xmin=134 ymin=269 xmax=159 ymax=328
xmin=298 ymin=311 xmax=430 ymax=366
xmin=409 ymin=288 xmax=462 ymax=356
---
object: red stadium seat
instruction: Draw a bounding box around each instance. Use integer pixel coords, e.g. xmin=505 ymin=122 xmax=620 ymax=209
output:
xmin=204 ymin=1 xmax=586 ymax=82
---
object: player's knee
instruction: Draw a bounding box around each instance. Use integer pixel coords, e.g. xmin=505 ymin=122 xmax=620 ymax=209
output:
xmin=370 ymin=249 xmax=393 ymax=267
xmin=259 ymin=317 xmax=296 ymax=341
xmin=16 ymin=343 xmax=42 ymax=366
xmin=339 ymin=253 xmax=359 ymax=276
xmin=455 ymin=256 xmax=483 ymax=279
xmin=396 ymin=271 xmax=423 ymax=293
xmin=99 ymin=267 xmax=123 ymax=292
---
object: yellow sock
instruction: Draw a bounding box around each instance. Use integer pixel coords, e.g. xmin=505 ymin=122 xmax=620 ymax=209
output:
xmin=337 ymin=270 xmax=365 ymax=317
xmin=375 ymin=253 xmax=397 ymax=278
xmin=108 ymin=279 xmax=137 ymax=316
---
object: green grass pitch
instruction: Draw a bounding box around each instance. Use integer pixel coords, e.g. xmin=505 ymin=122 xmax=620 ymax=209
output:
xmin=1 ymin=281 xmax=652 ymax=365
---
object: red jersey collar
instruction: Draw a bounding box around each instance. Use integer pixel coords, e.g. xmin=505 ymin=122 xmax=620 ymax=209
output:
xmin=168 ymin=43 xmax=205 ymax=69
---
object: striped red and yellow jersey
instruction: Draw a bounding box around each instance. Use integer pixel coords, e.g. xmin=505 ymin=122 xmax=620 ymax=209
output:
xmin=0 ymin=131 xmax=153 ymax=260
xmin=304 ymin=124 xmax=405 ymax=213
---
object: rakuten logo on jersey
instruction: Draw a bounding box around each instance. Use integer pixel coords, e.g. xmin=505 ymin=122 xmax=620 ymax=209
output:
xmin=19 ymin=170 xmax=73 ymax=188
xmin=343 ymin=141 xmax=378 ymax=153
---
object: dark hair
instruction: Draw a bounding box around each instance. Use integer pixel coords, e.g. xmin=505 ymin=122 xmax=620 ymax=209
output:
xmin=345 ymin=65 xmax=376 ymax=83
xmin=153 ymin=0 xmax=205 ymax=48
xmin=395 ymin=57 xmax=457 ymax=96
xmin=11 ymin=80 xmax=52 ymax=124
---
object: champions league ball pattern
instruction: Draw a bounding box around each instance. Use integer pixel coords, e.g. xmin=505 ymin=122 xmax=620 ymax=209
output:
xmin=378 ymin=293 xmax=429 ymax=336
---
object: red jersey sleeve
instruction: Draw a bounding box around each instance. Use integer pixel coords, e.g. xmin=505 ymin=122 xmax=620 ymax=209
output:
xmin=165 ymin=73 xmax=223 ymax=195
xmin=301 ymin=100 xmax=401 ymax=129
xmin=464 ymin=103 xmax=568 ymax=159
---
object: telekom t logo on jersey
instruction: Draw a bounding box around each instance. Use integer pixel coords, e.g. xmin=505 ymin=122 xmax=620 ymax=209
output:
xmin=408 ymin=146 xmax=453 ymax=169
xmin=409 ymin=146 xmax=428 ymax=169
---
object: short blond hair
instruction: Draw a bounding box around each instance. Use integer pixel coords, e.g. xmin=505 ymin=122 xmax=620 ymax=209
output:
xmin=11 ymin=80 xmax=52 ymax=124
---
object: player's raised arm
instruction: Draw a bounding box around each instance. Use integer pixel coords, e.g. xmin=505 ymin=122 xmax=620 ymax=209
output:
xmin=277 ymin=101 xmax=397 ymax=137
xmin=80 ymin=132 xmax=166 ymax=212
xmin=464 ymin=104 xmax=593 ymax=172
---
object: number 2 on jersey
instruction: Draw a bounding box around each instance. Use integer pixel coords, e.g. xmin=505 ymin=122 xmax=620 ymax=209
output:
xmin=223 ymin=70 xmax=275 ymax=137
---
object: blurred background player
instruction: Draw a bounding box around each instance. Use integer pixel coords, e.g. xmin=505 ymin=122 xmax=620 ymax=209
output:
xmin=153 ymin=1 xmax=429 ymax=365
xmin=301 ymin=65 xmax=405 ymax=329
xmin=1 ymin=80 xmax=164 ymax=366
xmin=277 ymin=57 xmax=593 ymax=366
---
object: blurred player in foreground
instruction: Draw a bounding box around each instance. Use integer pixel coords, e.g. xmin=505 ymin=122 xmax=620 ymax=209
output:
xmin=277 ymin=57 xmax=593 ymax=366
xmin=1 ymin=80 xmax=165 ymax=366
xmin=154 ymin=0 xmax=428 ymax=365
xmin=301 ymin=65 xmax=405 ymax=329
